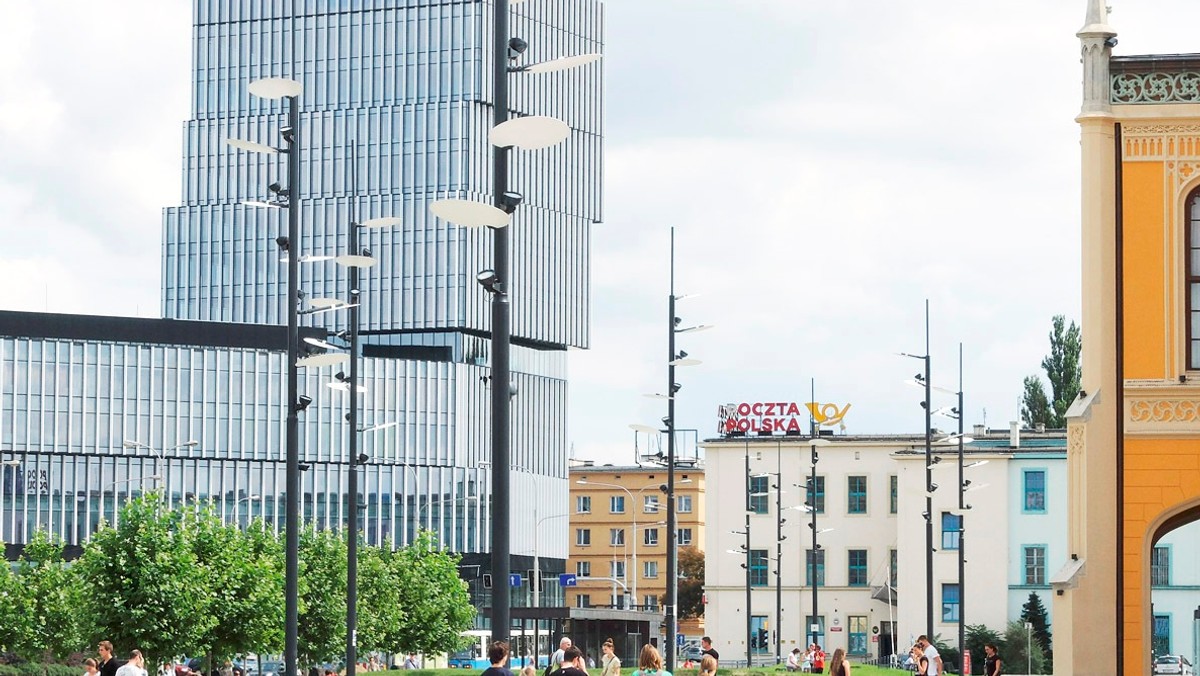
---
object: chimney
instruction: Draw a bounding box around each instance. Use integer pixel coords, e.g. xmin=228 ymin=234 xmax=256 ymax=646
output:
xmin=973 ymin=424 xmax=986 ymax=437
xmin=1010 ymin=421 xmax=1020 ymax=448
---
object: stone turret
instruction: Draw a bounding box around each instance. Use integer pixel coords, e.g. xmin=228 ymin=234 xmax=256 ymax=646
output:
xmin=1078 ymin=0 xmax=1117 ymax=115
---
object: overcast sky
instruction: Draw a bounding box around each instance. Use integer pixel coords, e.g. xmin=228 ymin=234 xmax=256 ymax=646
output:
xmin=1 ymin=2 xmax=1196 ymax=467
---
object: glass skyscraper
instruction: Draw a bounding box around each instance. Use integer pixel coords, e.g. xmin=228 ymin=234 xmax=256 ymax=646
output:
xmin=0 ymin=0 xmax=603 ymax=604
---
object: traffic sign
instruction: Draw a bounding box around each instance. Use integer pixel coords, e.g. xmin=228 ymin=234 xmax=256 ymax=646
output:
xmin=510 ymin=573 xmax=522 ymax=587
xmin=559 ymin=573 xmax=578 ymax=587
xmin=676 ymin=633 xmax=685 ymax=647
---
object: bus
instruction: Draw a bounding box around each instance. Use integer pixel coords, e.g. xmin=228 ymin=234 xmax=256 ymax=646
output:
xmin=448 ymin=630 xmax=551 ymax=669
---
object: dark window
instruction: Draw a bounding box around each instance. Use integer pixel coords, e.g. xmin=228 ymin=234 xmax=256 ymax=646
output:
xmin=1152 ymin=546 xmax=1170 ymax=586
xmin=749 ymin=475 xmax=769 ymax=514
xmin=942 ymin=583 xmax=960 ymax=623
xmin=847 ymin=476 xmax=867 ymax=514
xmin=889 ymin=475 xmax=898 ymax=514
xmin=1188 ymin=187 xmax=1200 ymax=368
xmin=848 ymin=549 xmax=867 ymax=586
xmin=750 ymin=549 xmax=769 ymax=586
xmin=942 ymin=512 xmax=962 ymax=550
xmin=809 ymin=476 xmax=825 ymax=514
xmin=806 ymin=549 xmax=825 ymax=586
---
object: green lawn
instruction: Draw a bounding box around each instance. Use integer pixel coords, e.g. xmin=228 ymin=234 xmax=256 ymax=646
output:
xmin=378 ymin=665 xmax=909 ymax=676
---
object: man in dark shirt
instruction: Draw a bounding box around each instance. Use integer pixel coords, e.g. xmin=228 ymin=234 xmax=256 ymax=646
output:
xmin=701 ymin=637 xmax=720 ymax=662
xmin=481 ymin=642 xmax=513 ymax=676
xmin=98 ymin=641 xmax=124 ymax=676
xmin=557 ymin=648 xmax=587 ymax=676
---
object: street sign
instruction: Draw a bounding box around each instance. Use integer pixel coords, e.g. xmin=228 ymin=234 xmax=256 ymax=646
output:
xmin=677 ymin=633 xmax=685 ymax=647
xmin=558 ymin=573 xmax=578 ymax=587
xmin=510 ymin=573 xmax=522 ymax=587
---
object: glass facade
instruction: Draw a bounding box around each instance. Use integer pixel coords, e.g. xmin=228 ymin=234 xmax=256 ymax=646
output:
xmin=0 ymin=0 xmax=604 ymax=605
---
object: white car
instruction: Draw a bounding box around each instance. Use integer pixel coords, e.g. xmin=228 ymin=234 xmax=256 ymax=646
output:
xmin=1154 ymin=654 xmax=1195 ymax=675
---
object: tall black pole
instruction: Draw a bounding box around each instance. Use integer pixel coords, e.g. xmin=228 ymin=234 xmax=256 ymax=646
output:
xmin=775 ymin=447 xmax=782 ymax=665
xmin=809 ymin=378 xmax=819 ymax=650
xmin=490 ymin=0 xmax=512 ymax=646
xmin=924 ymin=300 xmax=933 ymax=640
xmin=284 ymin=92 xmax=301 ymax=676
xmin=666 ymin=228 xmax=678 ymax=671
xmin=956 ymin=343 xmax=965 ymax=665
xmin=809 ymin=449 xmax=818 ymax=649
xmin=346 ymin=142 xmax=361 ymax=676
xmin=745 ymin=447 xmax=752 ymax=669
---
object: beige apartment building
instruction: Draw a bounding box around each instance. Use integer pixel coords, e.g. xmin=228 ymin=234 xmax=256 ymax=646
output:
xmin=567 ymin=463 xmax=707 ymax=638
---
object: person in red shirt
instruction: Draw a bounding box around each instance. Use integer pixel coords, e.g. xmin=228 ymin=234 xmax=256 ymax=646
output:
xmin=812 ymin=646 xmax=826 ymax=674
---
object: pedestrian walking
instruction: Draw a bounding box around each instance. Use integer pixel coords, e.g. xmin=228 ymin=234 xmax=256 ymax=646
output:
xmin=916 ymin=636 xmax=942 ymax=676
xmin=699 ymin=638 xmax=719 ymax=663
xmin=558 ymin=649 xmax=587 ymax=676
xmin=826 ymin=649 xmax=849 ymax=676
xmin=481 ymin=641 xmax=514 ymax=676
xmin=698 ymin=656 xmax=716 ymax=676
xmin=115 ymin=651 xmax=148 ymax=676
xmin=98 ymin=641 xmax=124 ymax=676
xmin=600 ymin=638 xmax=621 ymax=676
xmin=811 ymin=646 xmax=825 ymax=675
xmin=983 ymin=644 xmax=1001 ymax=676
xmin=84 ymin=658 xmax=100 ymax=676
xmin=631 ymin=645 xmax=671 ymax=676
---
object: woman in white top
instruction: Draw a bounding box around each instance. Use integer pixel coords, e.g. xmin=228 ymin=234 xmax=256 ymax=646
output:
xmin=600 ymin=638 xmax=621 ymax=676
xmin=115 ymin=651 xmax=148 ymax=676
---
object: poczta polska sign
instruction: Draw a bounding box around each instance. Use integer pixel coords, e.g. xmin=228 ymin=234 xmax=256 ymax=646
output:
xmin=717 ymin=401 xmax=851 ymax=435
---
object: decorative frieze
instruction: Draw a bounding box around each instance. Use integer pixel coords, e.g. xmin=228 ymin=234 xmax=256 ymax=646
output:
xmin=1112 ymin=72 xmax=1200 ymax=104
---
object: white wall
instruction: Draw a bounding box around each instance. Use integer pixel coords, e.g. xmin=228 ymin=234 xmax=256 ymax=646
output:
xmin=1006 ymin=454 xmax=1068 ymax=630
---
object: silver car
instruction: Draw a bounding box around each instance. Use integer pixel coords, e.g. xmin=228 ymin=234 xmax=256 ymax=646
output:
xmin=1154 ymin=655 xmax=1195 ymax=676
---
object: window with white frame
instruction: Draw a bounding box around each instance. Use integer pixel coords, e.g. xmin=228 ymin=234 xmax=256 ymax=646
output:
xmin=610 ymin=528 xmax=625 ymax=546
xmin=677 ymin=527 xmax=693 ymax=546
xmin=612 ymin=560 xmax=625 ymax=579
xmin=678 ymin=495 xmax=693 ymax=513
xmin=610 ymin=495 xmax=625 ymax=514
xmin=576 ymin=528 xmax=591 ymax=546
xmin=577 ymin=561 xmax=591 ymax=577
xmin=576 ymin=594 xmax=591 ymax=608
xmin=576 ymin=495 xmax=591 ymax=514
xmin=644 ymin=528 xmax=659 ymax=546
xmin=644 ymin=561 xmax=658 ymax=578
xmin=644 ymin=495 xmax=660 ymax=513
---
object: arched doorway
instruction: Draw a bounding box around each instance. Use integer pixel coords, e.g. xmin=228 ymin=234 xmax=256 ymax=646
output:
xmin=1146 ymin=500 xmax=1200 ymax=674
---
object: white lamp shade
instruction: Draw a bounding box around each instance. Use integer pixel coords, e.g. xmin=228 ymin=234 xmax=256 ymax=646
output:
xmin=669 ymin=358 xmax=702 ymax=367
xmin=629 ymin=424 xmax=659 ymax=434
xmin=643 ymin=393 xmax=671 ymax=400
xmin=227 ymin=138 xmax=279 ymax=155
xmin=429 ymin=199 xmax=511 ymax=228
xmin=490 ymin=116 xmax=570 ymax=150
xmin=242 ymin=200 xmax=284 ymax=209
xmin=307 ymin=297 xmax=344 ymax=309
xmin=297 ymin=353 xmax=351 ymax=368
xmin=248 ymin=77 xmax=303 ymax=99
xmin=524 ymin=53 xmax=602 ymax=74
xmin=335 ymin=254 xmax=378 ymax=268
xmin=359 ymin=216 xmax=403 ymax=229
xmin=303 ymin=337 xmax=340 ymax=351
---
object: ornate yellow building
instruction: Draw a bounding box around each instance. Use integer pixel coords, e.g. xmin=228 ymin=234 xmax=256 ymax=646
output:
xmin=1056 ymin=2 xmax=1200 ymax=673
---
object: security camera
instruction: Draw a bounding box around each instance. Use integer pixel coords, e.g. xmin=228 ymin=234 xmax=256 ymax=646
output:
xmin=499 ymin=191 xmax=523 ymax=214
xmin=275 ymin=236 xmax=290 ymax=252
xmin=507 ymin=37 xmax=528 ymax=60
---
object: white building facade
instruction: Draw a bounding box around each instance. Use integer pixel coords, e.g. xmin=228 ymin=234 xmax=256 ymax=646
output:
xmin=702 ymin=425 xmax=1079 ymax=666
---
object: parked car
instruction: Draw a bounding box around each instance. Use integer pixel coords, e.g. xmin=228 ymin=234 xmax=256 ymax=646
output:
xmin=1154 ymin=654 xmax=1196 ymax=675
xmin=680 ymin=645 xmax=704 ymax=662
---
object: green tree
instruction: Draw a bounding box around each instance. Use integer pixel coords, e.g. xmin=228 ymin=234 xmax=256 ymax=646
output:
xmin=1001 ymin=620 xmax=1046 ymax=675
xmin=0 ymin=547 xmax=29 ymax=654
xmin=189 ymin=507 xmax=284 ymax=664
xmin=963 ymin=624 xmax=1003 ymax=675
xmin=677 ymin=546 xmax=705 ymax=620
xmin=355 ymin=541 xmax=406 ymax=656
xmin=1021 ymin=591 xmax=1052 ymax=666
xmin=1021 ymin=315 xmax=1082 ymax=429
xmin=387 ymin=531 xmax=474 ymax=655
xmin=76 ymin=493 xmax=216 ymax=666
xmin=1021 ymin=375 xmax=1052 ymax=428
xmin=11 ymin=530 xmax=84 ymax=660
xmin=298 ymin=527 xmax=348 ymax=665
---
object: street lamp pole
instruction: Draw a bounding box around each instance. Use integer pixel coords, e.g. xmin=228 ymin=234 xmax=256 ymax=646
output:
xmin=923 ymin=301 xmax=933 ymax=640
xmin=775 ymin=461 xmax=783 ymax=665
xmin=489 ymin=0 xmax=513 ymax=646
xmin=809 ymin=440 xmax=819 ymax=649
xmin=745 ymin=449 xmax=753 ymax=668
xmin=346 ymin=142 xmax=363 ymax=676
xmin=956 ymin=343 xmax=966 ymax=662
xmin=283 ymin=88 xmax=302 ymax=676
xmin=665 ymin=228 xmax=679 ymax=670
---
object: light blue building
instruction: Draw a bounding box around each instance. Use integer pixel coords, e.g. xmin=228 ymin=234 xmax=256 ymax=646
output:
xmin=1002 ymin=436 xmax=1068 ymax=629
xmin=0 ymin=0 xmax=603 ymax=612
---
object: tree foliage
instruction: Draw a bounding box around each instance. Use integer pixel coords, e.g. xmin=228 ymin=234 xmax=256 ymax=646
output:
xmin=189 ymin=508 xmax=284 ymax=663
xmin=1001 ymin=620 xmax=1047 ymax=675
xmin=1021 ymin=591 xmax=1053 ymax=666
xmin=677 ymin=546 xmax=705 ymax=620
xmin=0 ymin=550 xmax=26 ymax=654
xmin=297 ymin=527 xmax=348 ymax=665
xmin=386 ymin=531 xmax=474 ymax=655
xmin=10 ymin=531 xmax=84 ymax=660
xmin=1021 ymin=315 xmax=1082 ymax=429
xmin=75 ymin=494 xmax=216 ymax=667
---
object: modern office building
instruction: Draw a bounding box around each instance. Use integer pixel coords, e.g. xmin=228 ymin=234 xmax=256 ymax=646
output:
xmin=566 ymin=463 xmax=707 ymax=637
xmin=0 ymin=0 xmax=604 ymax=618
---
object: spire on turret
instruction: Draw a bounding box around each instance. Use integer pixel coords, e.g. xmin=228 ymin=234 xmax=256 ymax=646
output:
xmin=1078 ymin=0 xmax=1117 ymax=115
xmin=1079 ymin=0 xmax=1116 ymax=38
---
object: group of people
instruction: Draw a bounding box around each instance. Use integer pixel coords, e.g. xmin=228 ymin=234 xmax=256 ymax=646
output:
xmin=83 ymin=642 xmax=148 ymax=676
xmin=483 ymin=635 xmax=704 ymax=676
xmin=905 ymin=635 xmax=1000 ymax=675
xmin=785 ymin=644 xmax=827 ymax=673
